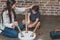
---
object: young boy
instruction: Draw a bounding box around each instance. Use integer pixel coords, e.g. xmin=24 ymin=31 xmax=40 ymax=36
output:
xmin=22 ymin=5 xmax=40 ymax=28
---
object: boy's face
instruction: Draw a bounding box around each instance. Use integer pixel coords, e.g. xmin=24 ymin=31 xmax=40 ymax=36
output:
xmin=32 ymin=10 xmax=37 ymax=14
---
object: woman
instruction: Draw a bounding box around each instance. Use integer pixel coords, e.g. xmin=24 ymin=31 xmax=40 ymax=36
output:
xmin=0 ymin=0 xmax=33 ymax=38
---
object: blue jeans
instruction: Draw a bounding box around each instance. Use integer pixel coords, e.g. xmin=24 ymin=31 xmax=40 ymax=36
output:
xmin=2 ymin=23 xmax=25 ymax=38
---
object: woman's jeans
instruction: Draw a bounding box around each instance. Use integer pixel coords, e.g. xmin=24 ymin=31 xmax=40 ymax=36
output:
xmin=2 ymin=23 xmax=25 ymax=38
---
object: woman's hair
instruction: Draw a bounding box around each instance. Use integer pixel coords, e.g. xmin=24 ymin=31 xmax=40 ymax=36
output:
xmin=32 ymin=5 xmax=39 ymax=12
xmin=1 ymin=0 xmax=17 ymax=23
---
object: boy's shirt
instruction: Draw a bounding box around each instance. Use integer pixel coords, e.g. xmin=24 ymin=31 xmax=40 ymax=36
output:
xmin=29 ymin=9 xmax=40 ymax=22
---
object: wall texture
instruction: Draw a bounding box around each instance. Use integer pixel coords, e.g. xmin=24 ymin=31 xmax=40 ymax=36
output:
xmin=0 ymin=0 xmax=60 ymax=15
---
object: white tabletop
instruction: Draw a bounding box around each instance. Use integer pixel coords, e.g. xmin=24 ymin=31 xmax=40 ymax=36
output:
xmin=18 ymin=31 xmax=36 ymax=40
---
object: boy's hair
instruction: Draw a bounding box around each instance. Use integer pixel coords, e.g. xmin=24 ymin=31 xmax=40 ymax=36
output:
xmin=32 ymin=5 xmax=39 ymax=12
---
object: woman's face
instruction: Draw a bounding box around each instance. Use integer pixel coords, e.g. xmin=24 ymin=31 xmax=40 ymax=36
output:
xmin=12 ymin=3 xmax=16 ymax=9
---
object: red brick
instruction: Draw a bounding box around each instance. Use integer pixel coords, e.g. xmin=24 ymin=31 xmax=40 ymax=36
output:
xmin=0 ymin=0 xmax=59 ymax=15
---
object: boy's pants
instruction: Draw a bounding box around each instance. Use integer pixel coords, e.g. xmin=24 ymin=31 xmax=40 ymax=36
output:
xmin=2 ymin=23 xmax=25 ymax=38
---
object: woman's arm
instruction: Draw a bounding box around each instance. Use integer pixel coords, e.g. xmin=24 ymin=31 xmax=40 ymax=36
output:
xmin=4 ymin=23 xmax=13 ymax=28
xmin=25 ymin=5 xmax=34 ymax=10
xmin=15 ymin=5 xmax=34 ymax=14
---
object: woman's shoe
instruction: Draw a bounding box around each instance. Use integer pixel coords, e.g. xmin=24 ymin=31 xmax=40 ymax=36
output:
xmin=0 ymin=30 xmax=2 ymax=35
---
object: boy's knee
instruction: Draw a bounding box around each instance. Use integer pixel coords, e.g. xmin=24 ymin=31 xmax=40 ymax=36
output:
xmin=28 ymin=25 xmax=33 ymax=28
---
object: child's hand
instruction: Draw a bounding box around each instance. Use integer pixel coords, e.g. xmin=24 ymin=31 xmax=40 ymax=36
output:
xmin=36 ymin=18 xmax=39 ymax=21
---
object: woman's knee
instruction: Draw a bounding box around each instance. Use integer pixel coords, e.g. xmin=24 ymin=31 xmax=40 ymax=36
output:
xmin=10 ymin=30 xmax=18 ymax=38
xmin=2 ymin=30 xmax=18 ymax=38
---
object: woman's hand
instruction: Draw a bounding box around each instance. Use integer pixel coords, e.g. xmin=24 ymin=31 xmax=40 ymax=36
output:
xmin=25 ymin=4 xmax=34 ymax=10
xmin=12 ymin=21 xmax=18 ymax=26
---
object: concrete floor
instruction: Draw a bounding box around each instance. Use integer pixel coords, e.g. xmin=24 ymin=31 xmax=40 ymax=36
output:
xmin=0 ymin=15 xmax=60 ymax=40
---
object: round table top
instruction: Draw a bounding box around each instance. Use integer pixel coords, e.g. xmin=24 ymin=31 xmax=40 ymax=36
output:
xmin=18 ymin=31 xmax=36 ymax=40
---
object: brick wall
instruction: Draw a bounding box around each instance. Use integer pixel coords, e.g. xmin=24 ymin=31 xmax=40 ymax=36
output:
xmin=0 ymin=0 xmax=60 ymax=15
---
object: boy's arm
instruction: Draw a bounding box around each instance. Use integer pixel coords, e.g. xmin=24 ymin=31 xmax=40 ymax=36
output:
xmin=32 ymin=18 xmax=39 ymax=26
xmin=31 ymin=13 xmax=41 ymax=27
xmin=25 ymin=13 xmax=30 ymax=24
xmin=29 ymin=18 xmax=39 ymax=27
xmin=27 ymin=13 xmax=31 ymax=24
